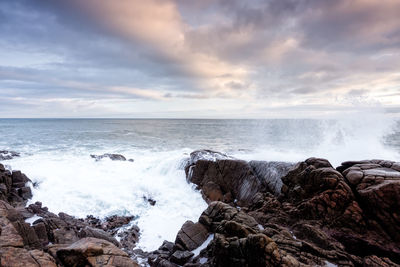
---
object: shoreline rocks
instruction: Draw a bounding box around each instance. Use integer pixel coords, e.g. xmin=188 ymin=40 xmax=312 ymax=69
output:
xmin=2 ymin=150 xmax=400 ymax=266
xmin=0 ymin=164 xmax=140 ymax=266
xmin=164 ymin=150 xmax=400 ymax=267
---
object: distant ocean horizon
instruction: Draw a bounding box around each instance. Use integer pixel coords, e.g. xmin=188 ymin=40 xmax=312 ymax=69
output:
xmin=0 ymin=118 xmax=399 ymax=251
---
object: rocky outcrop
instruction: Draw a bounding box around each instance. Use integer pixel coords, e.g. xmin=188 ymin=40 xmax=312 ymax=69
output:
xmin=177 ymin=152 xmax=400 ymax=266
xmin=0 ymin=163 xmax=139 ymax=267
xmin=3 ymin=151 xmax=400 ymax=266
xmin=185 ymin=150 xmax=293 ymax=205
xmin=0 ymin=166 xmax=32 ymax=206
xmin=91 ymin=153 xmax=134 ymax=162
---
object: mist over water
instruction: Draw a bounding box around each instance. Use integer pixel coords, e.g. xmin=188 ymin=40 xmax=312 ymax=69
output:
xmin=0 ymin=118 xmax=399 ymax=251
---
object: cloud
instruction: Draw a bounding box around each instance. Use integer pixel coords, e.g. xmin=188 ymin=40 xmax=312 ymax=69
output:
xmin=0 ymin=0 xmax=399 ymax=117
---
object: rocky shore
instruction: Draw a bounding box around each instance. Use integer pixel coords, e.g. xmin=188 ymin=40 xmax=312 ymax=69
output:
xmin=1 ymin=150 xmax=400 ymax=266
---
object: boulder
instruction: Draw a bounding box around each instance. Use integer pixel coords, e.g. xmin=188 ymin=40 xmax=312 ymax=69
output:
xmin=185 ymin=150 xmax=294 ymax=205
xmin=175 ymin=221 xmax=208 ymax=251
xmin=55 ymin=237 xmax=139 ymax=267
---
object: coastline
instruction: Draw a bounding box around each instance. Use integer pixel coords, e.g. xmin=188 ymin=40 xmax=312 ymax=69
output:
xmin=0 ymin=150 xmax=399 ymax=266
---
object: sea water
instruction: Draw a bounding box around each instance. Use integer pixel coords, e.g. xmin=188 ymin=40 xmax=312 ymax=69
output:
xmin=0 ymin=118 xmax=399 ymax=251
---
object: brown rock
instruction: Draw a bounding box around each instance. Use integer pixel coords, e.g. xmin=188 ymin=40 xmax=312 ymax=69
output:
xmin=56 ymin=237 xmax=139 ymax=267
xmin=175 ymin=221 xmax=209 ymax=251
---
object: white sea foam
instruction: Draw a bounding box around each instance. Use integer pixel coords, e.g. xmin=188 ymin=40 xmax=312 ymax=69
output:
xmin=25 ymin=215 xmax=42 ymax=226
xmin=7 ymin=149 xmax=207 ymax=252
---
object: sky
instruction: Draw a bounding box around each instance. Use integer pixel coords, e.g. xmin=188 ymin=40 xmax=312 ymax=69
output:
xmin=0 ymin=0 xmax=400 ymax=118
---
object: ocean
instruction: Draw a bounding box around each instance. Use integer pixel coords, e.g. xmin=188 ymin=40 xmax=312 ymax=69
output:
xmin=0 ymin=118 xmax=399 ymax=251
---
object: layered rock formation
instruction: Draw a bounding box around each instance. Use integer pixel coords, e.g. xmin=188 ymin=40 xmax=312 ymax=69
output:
xmin=147 ymin=150 xmax=400 ymax=267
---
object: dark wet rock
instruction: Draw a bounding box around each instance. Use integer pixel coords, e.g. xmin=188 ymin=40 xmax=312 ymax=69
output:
xmin=91 ymin=153 xmax=133 ymax=162
xmin=170 ymin=250 xmax=194 ymax=265
xmin=186 ymin=158 xmax=263 ymax=205
xmin=249 ymin=161 xmax=294 ymax=196
xmin=143 ymin=195 xmax=157 ymax=206
xmin=185 ymin=150 xmax=294 ymax=205
xmin=0 ymin=166 xmax=32 ymax=206
xmin=118 ymin=224 xmax=141 ymax=256
xmin=0 ymin=150 xmax=20 ymax=161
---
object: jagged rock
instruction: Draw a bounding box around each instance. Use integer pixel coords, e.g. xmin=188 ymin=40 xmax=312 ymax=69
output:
xmin=54 ymin=237 xmax=139 ymax=266
xmin=281 ymin=158 xmax=364 ymax=228
xmin=0 ymin=166 xmax=32 ymax=206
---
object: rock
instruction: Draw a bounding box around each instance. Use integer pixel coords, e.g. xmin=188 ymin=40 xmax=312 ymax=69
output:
xmin=91 ymin=153 xmax=128 ymax=161
xmin=0 ymin=150 xmax=20 ymax=161
xmin=118 ymin=224 xmax=140 ymax=255
xmin=249 ymin=161 xmax=294 ymax=196
xmin=170 ymin=250 xmax=194 ymax=265
xmin=202 ymin=181 xmax=223 ymax=202
xmin=340 ymin=160 xmax=400 ymax=242
xmin=281 ymin=158 xmax=364 ymax=228
xmin=0 ymin=247 xmax=57 ymax=267
xmin=363 ymin=255 xmax=399 ymax=267
xmin=55 ymin=237 xmax=139 ymax=266
xmin=185 ymin=151 xmax=295 ymax=205
xmin=143 ymin=195 xmax=156 ymax=206
xmin=175 ymin=221 xmax=209 ymax=251
xmin=186 ymin=158 xmax=263 ymax=205
xmin=211 ymin=233 xmax=282 ymax=267
xmin=0 ymin=166 xmax=32 ymax=206
xmin=79 ymin=226 xmax=120 ymax=247
xmin=187 ymin=150 xmax=233 ymax=165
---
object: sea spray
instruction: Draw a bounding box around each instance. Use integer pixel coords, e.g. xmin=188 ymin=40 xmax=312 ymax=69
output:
xmin=6 ymin=150 xmax=207 ymax=251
